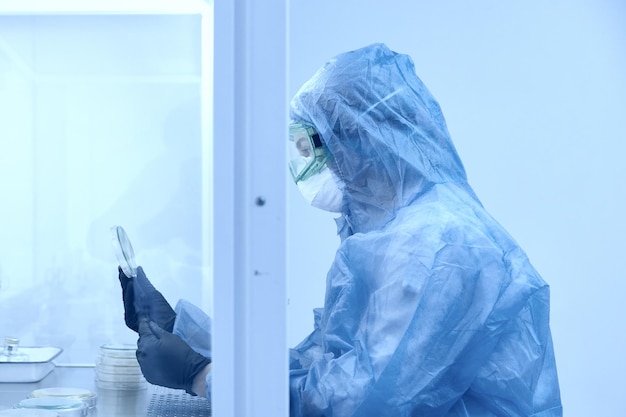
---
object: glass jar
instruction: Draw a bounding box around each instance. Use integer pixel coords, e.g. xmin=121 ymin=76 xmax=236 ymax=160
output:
xmin=0 ymin=337 xmax=28 ymax=361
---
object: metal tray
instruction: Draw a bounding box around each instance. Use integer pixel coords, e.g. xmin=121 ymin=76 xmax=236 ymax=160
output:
xmin=0 ymin=347 xmax=63 ymax=383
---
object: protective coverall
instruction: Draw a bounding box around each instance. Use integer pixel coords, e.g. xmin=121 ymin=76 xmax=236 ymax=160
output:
xmin=285 ymin=43 xmax=562 ymax=417
xmin=129 ymin=43 xmax=562 ymax=417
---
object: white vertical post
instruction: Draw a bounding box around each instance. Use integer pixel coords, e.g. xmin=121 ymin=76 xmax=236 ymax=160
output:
xmin=212 ymin=1 xmax=289 ymax=416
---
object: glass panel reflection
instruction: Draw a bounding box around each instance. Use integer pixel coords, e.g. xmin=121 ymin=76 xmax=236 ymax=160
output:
xmin=0 ymin=13 xmax=210 ymax=364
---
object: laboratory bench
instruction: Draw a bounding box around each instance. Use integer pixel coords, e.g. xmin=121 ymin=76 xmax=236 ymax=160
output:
xmin=0 ymin=366 xmax=211 ymax=417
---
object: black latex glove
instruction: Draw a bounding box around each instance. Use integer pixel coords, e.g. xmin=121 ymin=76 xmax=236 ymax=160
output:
xmin=136 ymin=319 xmax=211 ymax=395
xmin=118 ymin=266 xmax=176 ymax=333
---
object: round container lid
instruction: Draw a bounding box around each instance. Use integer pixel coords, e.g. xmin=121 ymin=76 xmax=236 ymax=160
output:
xmin=96 ymin=362 xmax=143 ymax=375
xmin=95 ymin=369 xmax=146 ymax=383
xmin=110 ymin=225 xmax=137 ymax=278
xmin=95 ymin=378 xmax=148 ymax=391
xmin=96 ymin=353 xmax=140 ymax=367
xmin=29 ymin=388 xmax=97 ymax=408
xmin=99 ymin=344 xmax=137 ymax=359
xmin=4 ymin=337 xmax=19 ymax=346
xmin=15 ymin=397 xmax=85 ymax=411
xmin=30 ymin=388 xmax=93 ymax=399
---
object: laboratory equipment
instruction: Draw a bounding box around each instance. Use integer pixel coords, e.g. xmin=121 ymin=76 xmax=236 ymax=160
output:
xmin=110 ymin=226 xmax=138 ymax=278
xmin=94 ymin=344 xmax=147 ymax=391
xmin=0 ymin=338 xmax=28 ymax=362
xmin=0 ymin=337 xmax=62 ymax=383
xmin=0 ymin=409 xmax=59 ymax=417
xmin=14 ymin=398 xmax=86 ymax=417
xmin=29 ymin=388 xmax=97 ymax=413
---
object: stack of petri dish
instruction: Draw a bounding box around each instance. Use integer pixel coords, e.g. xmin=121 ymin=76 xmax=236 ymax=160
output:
xmin=95 ymin=344 xmax=147 ymax=390
xmin=28 ymin=388 xmax=97 ymax=416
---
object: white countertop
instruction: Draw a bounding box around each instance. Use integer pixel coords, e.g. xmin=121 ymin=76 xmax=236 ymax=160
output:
xmin=0 ymin=366 xmax=211 ymax=417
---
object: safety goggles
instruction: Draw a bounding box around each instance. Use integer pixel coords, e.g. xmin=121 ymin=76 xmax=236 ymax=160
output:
xmin=288 ymin=123 xmax=328 ymax=183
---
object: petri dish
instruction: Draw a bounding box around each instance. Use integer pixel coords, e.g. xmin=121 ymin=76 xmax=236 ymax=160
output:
xmin=95 ymin=378 xmax=147 ymax=391
xmin=95 ymin=362 xmax=143 ymax=375
xmin=99 ymin=344 xmax=137 ymax=359
xmin=14 ymin=398 xmax=86 ymax=417
xmin=95 ymin=370 xmax=146 ymax=383
xmin=29 ymin=388 xmax=97 ymax=410
xmin=110 ymin=226 xmax=137 ymax=278
xmin=0 ymin=409 xmax=59 ymax=417
xmin=96 ymin=353 xmax=140 ymax=367
xmin=95 ymin=366 xmax=147 ymax=390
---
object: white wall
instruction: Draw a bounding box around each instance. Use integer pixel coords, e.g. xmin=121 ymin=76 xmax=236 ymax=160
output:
xmin=286 ymin=2 xmax=626 ymax=416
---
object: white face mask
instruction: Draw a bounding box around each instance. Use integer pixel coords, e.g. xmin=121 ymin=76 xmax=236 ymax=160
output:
xmin=297 ymin=167 xmax=344 ymax=213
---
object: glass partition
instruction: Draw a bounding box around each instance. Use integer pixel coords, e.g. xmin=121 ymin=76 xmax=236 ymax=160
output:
xmin=0 ymin=9 xmax=213 ymax=365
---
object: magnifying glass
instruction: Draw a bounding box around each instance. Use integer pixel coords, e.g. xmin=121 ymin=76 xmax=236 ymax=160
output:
xmin=110 ymin=225 xmax=137 ymax=278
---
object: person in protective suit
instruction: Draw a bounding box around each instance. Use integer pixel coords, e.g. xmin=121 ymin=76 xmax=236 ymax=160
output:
xmin=120 ymin=43 xmax=563 ymax=417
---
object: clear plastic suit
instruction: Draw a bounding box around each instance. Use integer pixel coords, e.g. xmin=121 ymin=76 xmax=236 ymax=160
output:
xmin=287 ymin=44 xmax=562 ymax=417
xmin=170 ymin=43 xmax=562 ymax=416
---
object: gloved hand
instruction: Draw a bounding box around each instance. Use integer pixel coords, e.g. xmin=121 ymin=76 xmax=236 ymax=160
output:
xmin=136 ymin=319 xmax=212 ymax=395
xmin=118 ymin=266 xmax=176 ymax=333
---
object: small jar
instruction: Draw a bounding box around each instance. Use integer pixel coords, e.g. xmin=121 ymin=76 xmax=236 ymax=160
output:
xmin=0 ymin=337 xmax=28 ymax=361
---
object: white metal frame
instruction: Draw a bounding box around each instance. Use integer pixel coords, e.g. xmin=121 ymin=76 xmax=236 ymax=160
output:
xmin=0 ymin=0 xmax=209 ymax=14
xmin=212 ymin=0 xmax=289 ymax=415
